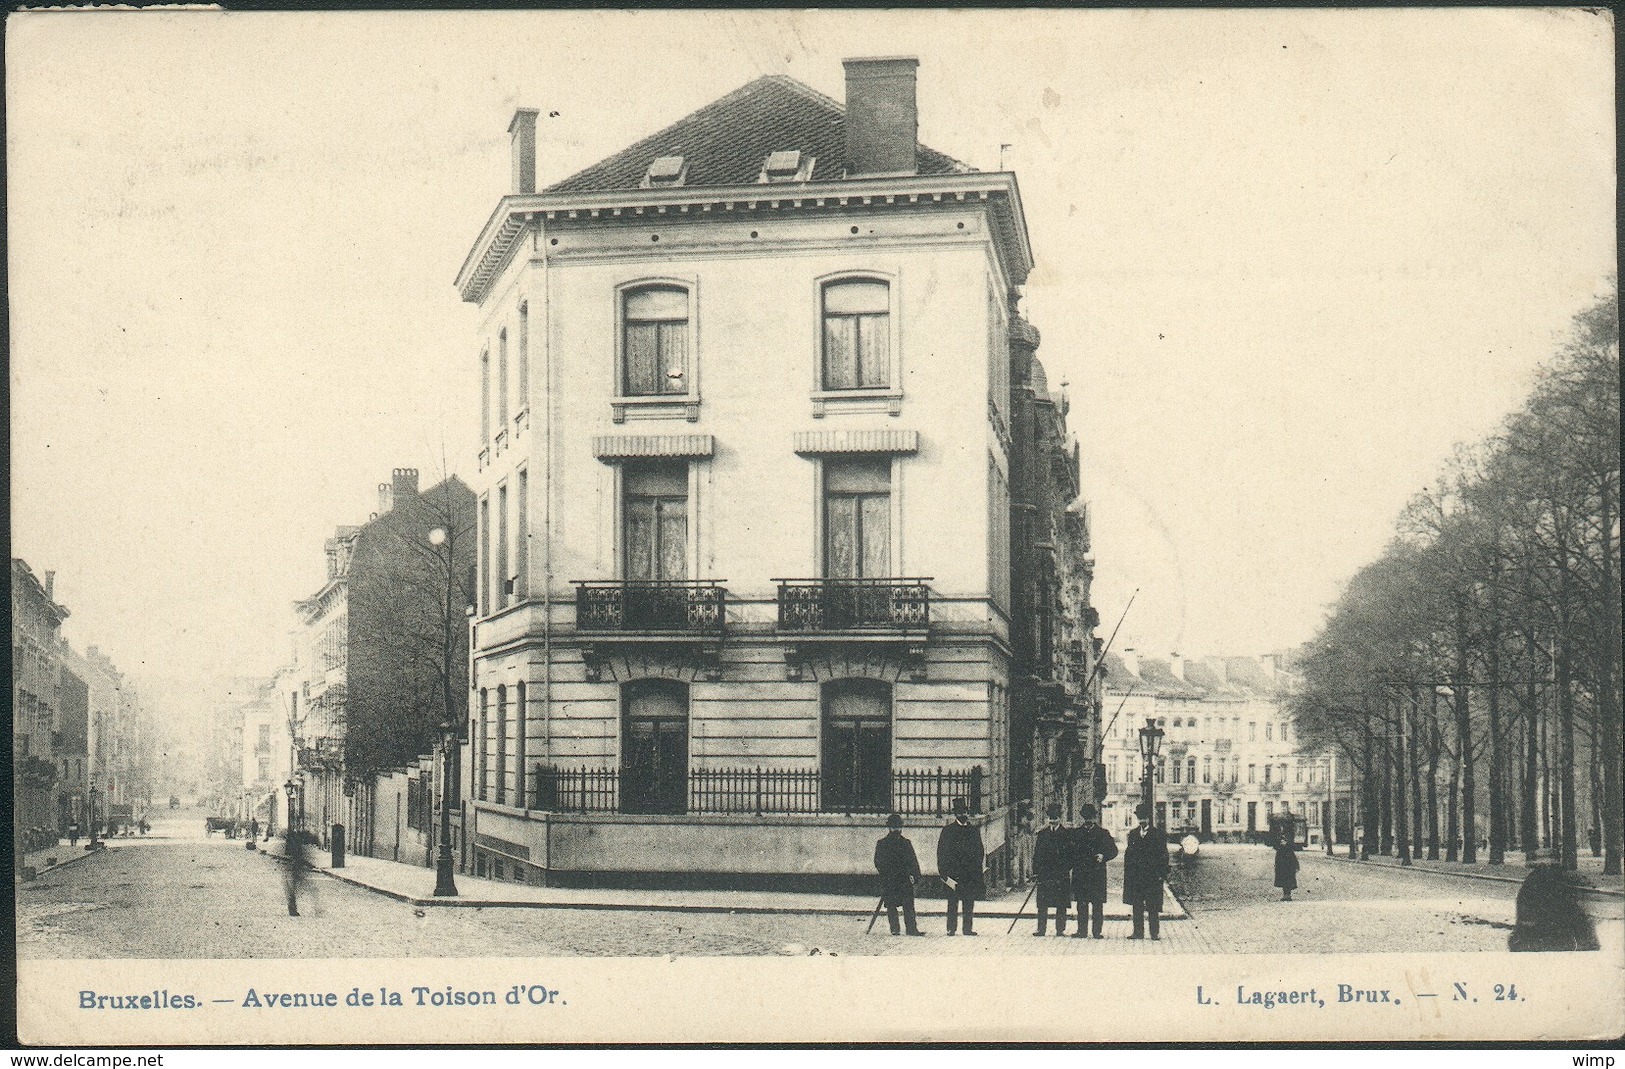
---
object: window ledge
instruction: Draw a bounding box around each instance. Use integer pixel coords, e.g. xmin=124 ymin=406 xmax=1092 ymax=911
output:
xmin=611 ymin=395 xmax=700 ymax=424
xmin=811 ymin=388 xmax=902 ymax=418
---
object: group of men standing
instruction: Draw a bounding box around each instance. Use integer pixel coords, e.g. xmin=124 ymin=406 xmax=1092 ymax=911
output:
xmin=873 ymin=798 xmax=1172 ymax=940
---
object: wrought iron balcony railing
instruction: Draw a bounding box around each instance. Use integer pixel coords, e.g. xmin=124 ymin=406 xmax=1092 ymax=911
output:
xmin=573 ymin=580 xmax=726 ymax=635
xmin=528 ymin=764 xmax=982 ymax=817
xmin=775 ymin=578 xmax=930 ymax=632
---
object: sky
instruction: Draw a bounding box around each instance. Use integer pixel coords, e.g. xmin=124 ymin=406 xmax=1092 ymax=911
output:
xmin=8 ymin=9 xmax=1615 ymax=726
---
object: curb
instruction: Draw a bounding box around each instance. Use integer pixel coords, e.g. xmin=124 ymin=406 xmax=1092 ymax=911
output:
xmin=15 ymin=842 xmax=110 ymax=883
xmin=269 ymin=853 xmax=1190 ymax=920
xmin=1319 ymin=851 xmax=1624 ymax=898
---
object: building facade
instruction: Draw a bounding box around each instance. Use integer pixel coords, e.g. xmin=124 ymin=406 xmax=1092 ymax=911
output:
xmin=287 ymin=468 xmax=476 ymax=854
xmin=457 ymin=58 xmax=1097 ymax=888
xmin=1099 ymin=652 xmax=1333 ymax=844
xmin=12 ymin=559 xmax=70 ymax=848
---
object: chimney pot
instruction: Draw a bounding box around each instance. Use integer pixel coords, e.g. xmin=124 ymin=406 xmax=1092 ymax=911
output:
xmin=378 ymin=482 xmax=393 ymax=515
xmin=842 ymin=57 xmax=919 ymax=176
xmin=393 ymin=468 xmax=420 ymax=497
xmin=509 ymin=109 xmax=540 ymax=195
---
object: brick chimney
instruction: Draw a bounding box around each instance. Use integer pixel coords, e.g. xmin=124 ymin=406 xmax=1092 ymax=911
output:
xmin=43 ymin=570 xmax=55 ymax=598
xmin=843 ymin=57 xmax=919 ymax=176
xmin=1119 ymin=648 xmax=1139 ymax=677
xmin=392 ymin=468 xmax=420 ymax=499
xmin=377 ymin=482 xmax=393 ymax=515
xmin=1168 ymin=655 xmax=1184 ymax=681
xmin=509 ymin=109 xmax=539 ymax=194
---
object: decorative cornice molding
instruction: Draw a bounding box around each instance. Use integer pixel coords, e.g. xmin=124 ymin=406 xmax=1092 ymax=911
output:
xmin=457 ymin=172 xmax=1034 ymax=304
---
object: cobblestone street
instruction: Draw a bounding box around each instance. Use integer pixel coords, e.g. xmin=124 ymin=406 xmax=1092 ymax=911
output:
xmin=18 ymin=825 xmax=1621 ymax=959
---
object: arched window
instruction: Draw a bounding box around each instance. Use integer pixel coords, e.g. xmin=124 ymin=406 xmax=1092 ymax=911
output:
xmin=1171 ymin=758 xmax=1182 ymax=785
xmin=1202 ymin=756 xmax=1212 ymax=784
xmin=1186 ymin=757 xmax=1197 ymax=785
xmin=622 ymin=286 xmax=689 ymax=397
xmin=621 ymin=680 xmax=688 ymax=815
xmin=821 ymin=679 xmax=892 ymax=813
xmin=821 ymin=279 xmax=890 ymax=390
xmin=495 ymin=685 xmax=508 ymax=805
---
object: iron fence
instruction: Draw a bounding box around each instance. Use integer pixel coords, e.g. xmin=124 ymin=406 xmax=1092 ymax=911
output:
xmin=527 ymin=764 xmax=984 ymax=817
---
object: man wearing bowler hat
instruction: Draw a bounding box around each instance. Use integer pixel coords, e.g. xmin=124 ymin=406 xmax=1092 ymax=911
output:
xmin=1123 ymin=801 xmax=1170 ymax=939
xmin=1069 ymin=804 xmax=1118 ymax=938
xmin=936 ymin=796 xmax=985 ymax=936
xmin=1031 ymin=802 xmax=1073 ymax=935
xmin=874 ymin=813 xmax=924 ymax=936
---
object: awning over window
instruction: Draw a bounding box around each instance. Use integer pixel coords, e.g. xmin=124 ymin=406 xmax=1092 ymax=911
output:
xmin=793 ymin=429 xmax=920 ymax=456
xmin=593 ymin=434 xmax=715 ymax=460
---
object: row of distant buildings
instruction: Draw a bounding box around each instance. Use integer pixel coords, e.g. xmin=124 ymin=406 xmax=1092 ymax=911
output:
xmin=1099 ymin=650 xmax=1335 ymax=846
xmin=11 ymin=559 xmax=157 ymax=848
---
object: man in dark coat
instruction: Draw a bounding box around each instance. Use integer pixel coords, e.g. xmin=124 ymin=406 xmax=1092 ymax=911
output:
xmin=936 ymin=796 xmax=985 ymax=936
xmin=874 ymin=813 xmax=924 ymax=936
xmin=1069 ymin=804 xmax=1118 ymax=938
xmin=1273 ymin=836 xmax=1299 ymax=901
xmin=1122 ymin=802 xmax=1170 ymax=940
xmin=1032 ymin=803 xmax=1072 ymax=936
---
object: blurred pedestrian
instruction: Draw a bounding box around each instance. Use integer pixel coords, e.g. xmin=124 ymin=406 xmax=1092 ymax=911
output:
xmin=1032 ymin=803 xmax=1072 ymax=936
xmin=248 ymin=818 xmax=260 ymax=841
xmin=873 ymin=813 xmax=924 ymax=936
xmin=284 ymin=828 xmax=310 ymax=917
xmin=1008 ymin=799 xmax=1034 ymax=890
xmin=67 ymin=821 xmax=80 ymax=848
xmin=1509 ymin=864 xmax=1599 ymax=952
xmin=936 ymin=797 xmax=985 ymax=936
xmin=1123 ymin=802 xmax=1170 ymax=940
xmin=1070 ymin=804 xmax=1118 ymax=938
xmin=1274 ymin=835 xmax=1299 ymax=901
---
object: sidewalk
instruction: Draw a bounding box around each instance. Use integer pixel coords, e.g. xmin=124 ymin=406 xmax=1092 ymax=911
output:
xmin=15 ymin=837 xmax=107 ymax=882
xmin=1318 ymin=848 xmax=1625 ymax=897
xmin=275 ymin=848 xmax=1190 ymax=922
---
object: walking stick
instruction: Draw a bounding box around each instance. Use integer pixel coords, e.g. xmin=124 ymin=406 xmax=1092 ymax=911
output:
xmin=1006 ymin=885 xmax=1037 ymax=934
xmin=864 ymin=896 xmax=886 ymax=935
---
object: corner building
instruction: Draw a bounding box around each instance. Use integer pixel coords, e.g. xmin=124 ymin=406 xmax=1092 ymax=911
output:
xmin=458 ymin=59 xmax=1093 ymax=889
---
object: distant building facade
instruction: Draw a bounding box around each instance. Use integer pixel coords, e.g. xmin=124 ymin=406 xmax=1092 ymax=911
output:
xmin=1100 ymin=652 xmax=1332 ymax=844
xmin=12 ymin=559 xmax=69 ymax=846
xmin=457 ymin=58 xmax=1098 ymax=888
xmin=288 ymin=468 xmax=475 ymax=854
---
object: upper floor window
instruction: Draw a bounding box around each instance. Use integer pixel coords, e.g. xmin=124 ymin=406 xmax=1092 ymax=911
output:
xmin=479 ymin=349 xmax=491 ymax=442
xmin=624 ymin=461 xmax=688 ymax=582
xmin=1265 ymin=722 xmax=1273 ymax=741
xmin=516 ymin=302 xmax=529 ymax=415
xmin=498 ymin=328 xmax=510 ymax=428
xmin=821 ymin=279 xmax=890 ymax=390
xmin=823 ymin=456 xmax=890 ymax=578
xmin=622 ymin=286 xmax=689 ymax=397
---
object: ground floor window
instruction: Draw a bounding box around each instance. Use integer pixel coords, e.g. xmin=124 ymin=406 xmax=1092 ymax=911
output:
xmin=621 ymin=679 xmax=689 ymax=815
xmin=821 ymin=679 xmax=891 ymax=812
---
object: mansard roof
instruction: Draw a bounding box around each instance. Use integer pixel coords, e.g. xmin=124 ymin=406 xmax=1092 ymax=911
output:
xmin=545 ymin=75 xmax=970 ymax=195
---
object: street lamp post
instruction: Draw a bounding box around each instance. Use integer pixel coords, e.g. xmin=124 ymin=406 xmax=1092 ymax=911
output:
xmin=428 ymin=525 xmax=460 ymax=898
xmin=87 ymin=775 xmax=99 ymax=850
xmin=284 ymin=778 xmax=298 ymax=846
xmin=1138 ymin=718 xmax=1165 ymax=823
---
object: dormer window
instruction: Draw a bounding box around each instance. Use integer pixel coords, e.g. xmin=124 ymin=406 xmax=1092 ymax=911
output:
xmin=643 ymin=155 xmax=688 ymax=189
xmin=759 ymin=149 xmax=814 ymax=183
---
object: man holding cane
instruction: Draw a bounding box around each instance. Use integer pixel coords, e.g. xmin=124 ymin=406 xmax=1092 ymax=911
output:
xmin=936 ymin=797 xmax=984 ymax=936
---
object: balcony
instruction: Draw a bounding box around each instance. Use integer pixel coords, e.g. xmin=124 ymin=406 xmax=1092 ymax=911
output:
xmin=776 ymin=578 xmax=931 ymax=680
xmin=776 ymin=577 xmax=930 ymax=633
xmin=573 ymin=580 xmax=726 ymax=682
xmin=574 ymin=580 xmax=726 ymax=635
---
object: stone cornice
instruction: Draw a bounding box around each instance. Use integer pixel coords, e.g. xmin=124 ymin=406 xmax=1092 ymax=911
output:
xmin=456 ymin=171 xmax=1034 ymax=304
